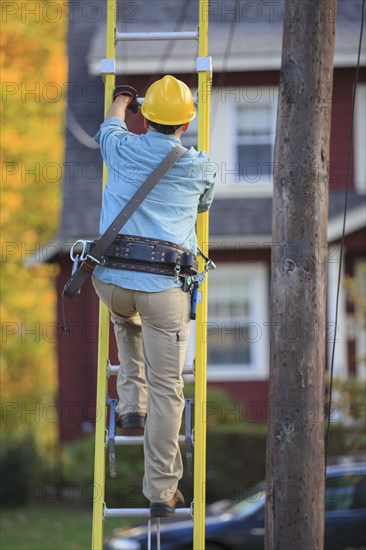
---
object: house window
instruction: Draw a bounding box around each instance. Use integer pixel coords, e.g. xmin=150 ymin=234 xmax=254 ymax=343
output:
xmin=180 ymin=86 xmax=279 ymax=193
xmin=354 ymin=84 xmax=366 ymax=193
xmin=354 ymin=259 xmax=366 ymax=380
xmin=235 ymin=101 xmax=277 ymax=185
xmin=207 ymin=263 xmax=269 ymax=381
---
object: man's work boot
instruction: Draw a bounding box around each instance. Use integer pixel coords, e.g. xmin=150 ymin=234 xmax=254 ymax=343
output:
xmin=150 ymin=489 xmax=185 ymax=518
xmin=116 ymin=413 xmax=146 ymax=435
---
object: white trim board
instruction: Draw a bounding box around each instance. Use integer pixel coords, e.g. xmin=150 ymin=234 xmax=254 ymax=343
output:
xmin=328 ymin=205 xmax=366 ymax=242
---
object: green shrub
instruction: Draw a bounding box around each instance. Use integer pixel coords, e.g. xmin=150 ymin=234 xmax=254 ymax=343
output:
xmin=331 ymin=376 xmax=366 ymax=426
xmin=62 ymin=435 xmax=146 ymax=508
xmin=0 ymin=432 xmax=42 ymax=507
xmin=60 ymin=386 xmax=246 ymax=507
xmin=59 ymin=385 xmax=366 ymax=509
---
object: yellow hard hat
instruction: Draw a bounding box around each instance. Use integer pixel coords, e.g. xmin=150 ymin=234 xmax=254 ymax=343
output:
xmin=141 ymin=75 xmax=196 ymax=126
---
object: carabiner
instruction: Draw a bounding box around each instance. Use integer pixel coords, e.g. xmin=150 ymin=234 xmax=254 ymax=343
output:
xmin=174 ymin=264 xmax=181 ymax=283
xmin=70 ymin=240 xmax=91 ymax=262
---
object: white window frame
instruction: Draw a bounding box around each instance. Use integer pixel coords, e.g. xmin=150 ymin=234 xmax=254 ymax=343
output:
xmin=354 ymin=259 xmax=366 ymax=381
xmin=210 ymin=86 xmax=278 ymax=197
xmin=234 ymin=100 xmax=277 ymax=185
xmin=327 ymin=245 xmax=348 ymax=379
xmin=206 ymin=263 xmax=269 ymax=381
xmin=354 ymin=83 xmax=366 ymax=193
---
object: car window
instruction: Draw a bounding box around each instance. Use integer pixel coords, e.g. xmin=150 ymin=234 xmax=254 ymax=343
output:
xmin=325 ymin=474 xmax=366 ymax=512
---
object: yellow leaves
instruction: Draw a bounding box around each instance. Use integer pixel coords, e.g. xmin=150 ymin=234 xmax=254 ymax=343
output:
xmin=44 ymin=47 xmax=68 ymax=84
xmin=0 ymin=31 xmax=23 ymax=70
xmin=1 ymin=1 xmax=67 ymax=453
xmin=1 ymin=263 xmax=58 ymax=406
xmin=1 ymin=127 xmax=21 ymax=147
xmin=43 ymin=288 xmax=57 ymax=308
xmin=1 ymin=192 xmax=23 ymax=228
xmin=2 ymin=189 xmax=22 ymax=209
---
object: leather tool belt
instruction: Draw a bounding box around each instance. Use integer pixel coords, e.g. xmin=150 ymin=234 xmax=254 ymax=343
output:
xmin=91 ymin=234 xmax=198 ymax=277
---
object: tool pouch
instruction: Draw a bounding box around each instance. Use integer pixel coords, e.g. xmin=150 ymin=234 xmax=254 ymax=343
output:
xmin=63 ymin=260 xmax=95 ymax=300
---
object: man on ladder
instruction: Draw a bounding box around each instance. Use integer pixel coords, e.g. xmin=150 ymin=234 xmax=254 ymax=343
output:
xmin=92 ymin=75 xmax=216 ymax=517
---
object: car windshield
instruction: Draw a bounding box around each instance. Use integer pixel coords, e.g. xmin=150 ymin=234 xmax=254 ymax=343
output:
xmin=226 ymin=482 xmax=266 ymax=518
xmin=224 ymin=470 xmax=366 ymax=519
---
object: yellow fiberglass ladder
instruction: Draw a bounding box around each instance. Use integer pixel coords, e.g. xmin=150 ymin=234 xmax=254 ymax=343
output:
xmin=91 ymin=1 xmax=212 ymax=548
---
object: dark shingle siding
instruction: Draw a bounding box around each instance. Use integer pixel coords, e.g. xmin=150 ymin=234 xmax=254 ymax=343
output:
xmin=209 ymin=193 xmax=366 ymax=237
xmin=209 ymin=198 xmax=273 ymax=236
xmin=328 ymin=191 xmax=366 ymax=219
xmin=59 ymin=0 xmax=105 ymax=240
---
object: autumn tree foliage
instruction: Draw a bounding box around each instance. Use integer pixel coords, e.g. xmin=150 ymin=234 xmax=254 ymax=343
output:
xmin=1 ymin=0 xmax=67 ymax=455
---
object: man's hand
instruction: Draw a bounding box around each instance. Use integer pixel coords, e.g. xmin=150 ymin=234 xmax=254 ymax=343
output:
xmin=113 ymin=85 xmax=139 ymax=113
xmin=105 ymin=85 xmax=139 ymax=121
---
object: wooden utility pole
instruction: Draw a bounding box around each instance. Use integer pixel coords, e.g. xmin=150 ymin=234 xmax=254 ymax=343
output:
xmin=265 ymin=1 xmax=337 ymax=549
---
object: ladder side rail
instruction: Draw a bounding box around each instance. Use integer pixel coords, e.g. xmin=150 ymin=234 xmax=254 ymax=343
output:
xmin=194 ymin=1 xmax=211 ymax=549
xmin=91 ymin=0 xmax=116 ymax=548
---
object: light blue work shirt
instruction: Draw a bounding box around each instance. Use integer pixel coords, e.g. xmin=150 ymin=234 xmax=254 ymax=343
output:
xmin=92 ymin=118 xmax=216 ymax=292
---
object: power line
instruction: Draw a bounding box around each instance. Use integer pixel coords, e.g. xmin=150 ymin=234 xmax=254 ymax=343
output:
xmin=67 ymin=107 xmax=100 ymax=149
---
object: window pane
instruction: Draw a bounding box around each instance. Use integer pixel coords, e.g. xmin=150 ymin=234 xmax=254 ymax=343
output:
xmin=235 ymin=101 xmax=275 ymax=183
xmin=207 ymin=323 xmax=251 ymax=365
xmin=237 ymin=104 xmax=273 ymax=136
xmin=207 ymin=269 xmax=257 ymax=367
xmin=237 ymin=144 xmax=272 ymax=179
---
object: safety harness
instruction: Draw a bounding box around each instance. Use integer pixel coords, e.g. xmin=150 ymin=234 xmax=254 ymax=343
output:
xmin=60 ymin=144 xmax=216 ymax=331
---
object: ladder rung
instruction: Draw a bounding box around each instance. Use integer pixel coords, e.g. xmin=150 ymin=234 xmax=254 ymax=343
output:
xmin=114 ymin=435 xmax=186 ymax=446
xmin=104 ymin=507 xmax=192 ymax=519
xmin=108 ymin=364 xmax=194 ymax=376
xmin=182 ymin=365 xmax=195 ymax=376
xmin=115 ymin=31 xmax=198 ymax=42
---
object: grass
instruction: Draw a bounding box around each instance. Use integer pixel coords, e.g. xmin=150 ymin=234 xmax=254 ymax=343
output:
xmin=0 ymin=504 xmax=131 ymax=550
xmin=208 ymin=421 xmax=268 ymax=435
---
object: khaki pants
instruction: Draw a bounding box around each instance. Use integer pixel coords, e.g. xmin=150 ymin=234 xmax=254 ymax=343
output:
xmin=92 ymin=277 xmax=191 ymax=503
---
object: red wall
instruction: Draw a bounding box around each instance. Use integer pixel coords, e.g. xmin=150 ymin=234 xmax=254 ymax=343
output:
xmin=330 ymin=68 xmax=359 ymax=190
xmin=56 ymin=256 xmax=119 ymax=441
xmin=56 ymin=68 xmax=365 ymax=441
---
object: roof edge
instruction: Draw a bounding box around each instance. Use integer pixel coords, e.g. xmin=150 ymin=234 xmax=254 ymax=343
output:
xmin=29 ymin=203 xmax=366 ymax=265
xmin=88 ymin=52 xmax=365 ymax=76
xmin=328 ymin=204 xmax=366 ymax=242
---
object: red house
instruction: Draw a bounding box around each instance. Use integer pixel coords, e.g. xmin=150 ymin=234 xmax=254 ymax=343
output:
xmin=49 ymin=0 xmax=366 ymax=441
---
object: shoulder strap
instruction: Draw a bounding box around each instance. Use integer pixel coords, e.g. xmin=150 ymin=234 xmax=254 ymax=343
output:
xmin=89 ymin=144 xmax=187 ymax=263
xmin=62 ymin=144 xmax=187 ymax=303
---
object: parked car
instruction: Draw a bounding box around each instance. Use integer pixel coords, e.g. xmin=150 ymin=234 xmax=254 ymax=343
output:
xmin=104 ymin=463 xmax=366 ymax=550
